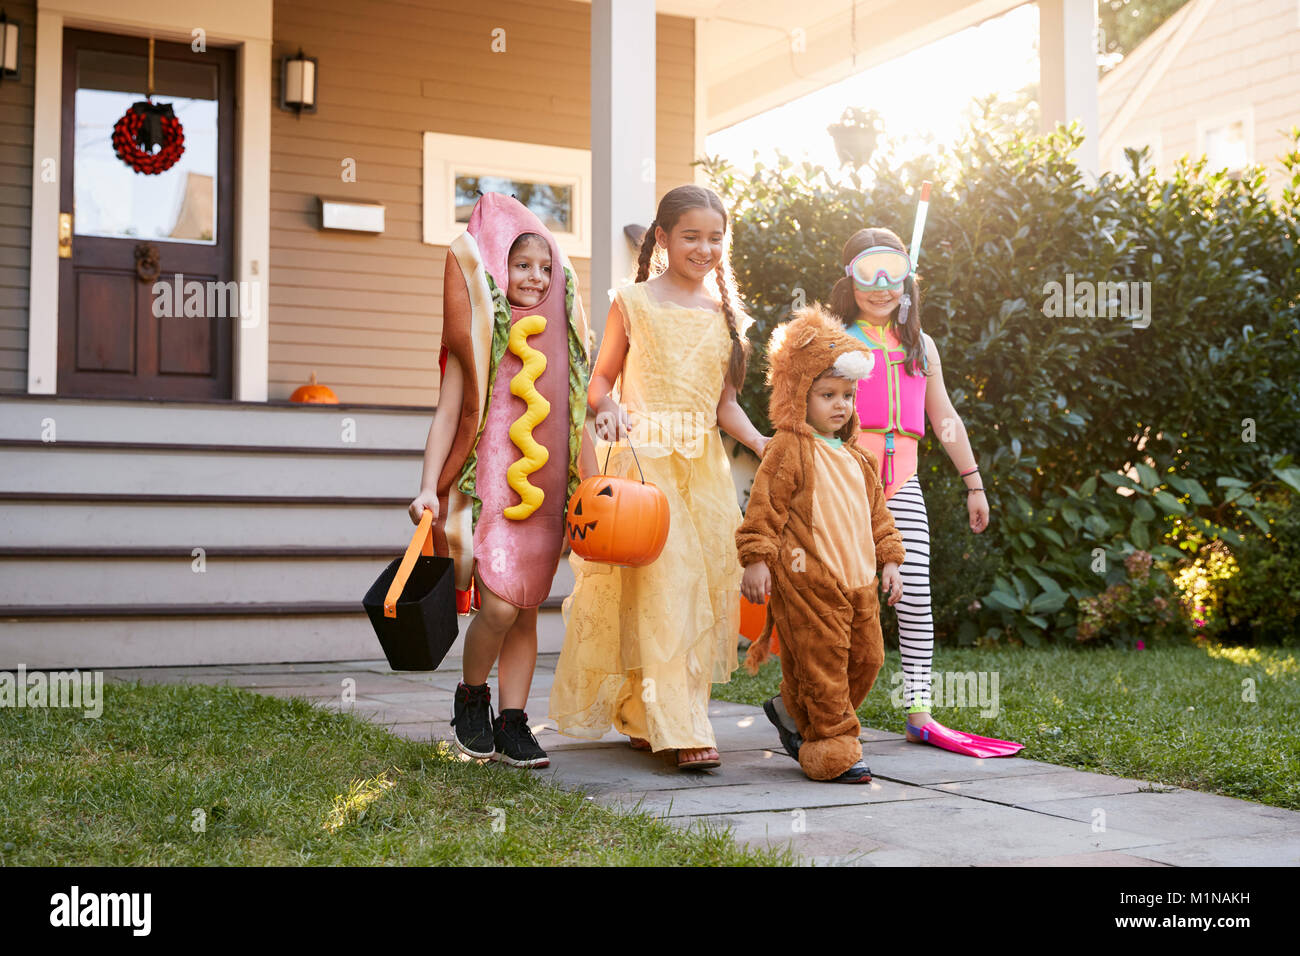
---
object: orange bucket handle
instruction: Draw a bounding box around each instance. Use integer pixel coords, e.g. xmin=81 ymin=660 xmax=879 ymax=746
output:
xmin=383 ymin=509 xmax=434 ymax=618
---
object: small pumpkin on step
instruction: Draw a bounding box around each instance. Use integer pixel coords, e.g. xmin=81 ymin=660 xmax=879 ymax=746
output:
xmin=290 ymin=371 xmax=339 ymax=404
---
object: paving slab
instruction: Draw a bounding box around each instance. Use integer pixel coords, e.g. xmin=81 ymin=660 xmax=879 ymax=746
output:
xmin=1121 ymin=830 xmax=1300 ymax=867
xmin=1016 ymin=789 xmax=1300 ymax=842
xmin=546 ymin=744 xmax=792 ymax=794
xmin=994 ymin=851 xmax=1172 ymax=867
xmin=104 ymin=666 xmax=247 ymax=684
xmin=600 ymin=776 xmax=946 ymax=818
xmin=700 ymin=796 xmax=1166 ymax=866
xmin=935 ymin=769 xmax=1156 ymax=804
xmin=359 ymin=690 xmax=457 ymax=707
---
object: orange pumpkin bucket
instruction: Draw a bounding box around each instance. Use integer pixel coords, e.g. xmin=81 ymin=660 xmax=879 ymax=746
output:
xmin=566 ymin=435 xmax=669 ymax=567
xmin=739 ymin=593 xmax=781 ymax=655
xmin=361 ymin=510 xmax=459 ymax=670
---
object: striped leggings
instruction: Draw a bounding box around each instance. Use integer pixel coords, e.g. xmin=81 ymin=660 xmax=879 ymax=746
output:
xmin=885 ymin=474 xmax=934 ymax=711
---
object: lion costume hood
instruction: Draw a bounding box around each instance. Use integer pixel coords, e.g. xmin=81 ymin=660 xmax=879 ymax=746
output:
xmin=765 ymin=304 xmax=876 ymax=441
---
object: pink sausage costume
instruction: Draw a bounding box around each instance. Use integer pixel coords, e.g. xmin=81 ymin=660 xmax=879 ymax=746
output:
xmin=841 ymin=183 xmax=1023 ymax=759
xmin=434 ymin=193 xmax=591 ymax=609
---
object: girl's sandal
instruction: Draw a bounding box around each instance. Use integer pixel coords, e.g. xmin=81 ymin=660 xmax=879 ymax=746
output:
xmin=628 ymin=737 xmax=652 ymax=751
xmin=677 ymin=747 xmax=721 ymax=771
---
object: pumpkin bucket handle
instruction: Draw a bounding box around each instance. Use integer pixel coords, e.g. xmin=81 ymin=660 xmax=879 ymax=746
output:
xmin=601 ymin=431 xmax=647 ymax=483
xmin=383 ymin=508 xmax=434 ymax=618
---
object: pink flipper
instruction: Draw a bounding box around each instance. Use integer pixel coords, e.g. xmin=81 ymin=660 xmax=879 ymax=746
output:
xmin=904 ymin=718 xmax=1024 ymax=758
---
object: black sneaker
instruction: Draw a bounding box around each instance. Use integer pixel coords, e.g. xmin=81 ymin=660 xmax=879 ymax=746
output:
xmin=829 ymin=760 xmax=873 ymax=784
xmin=763 ymin=696 xmax=803 ymax=761
xmin=492 ymin=709 xmax=550 ymax=769
xmin=451 ymin=682 xmax=496 ymax=759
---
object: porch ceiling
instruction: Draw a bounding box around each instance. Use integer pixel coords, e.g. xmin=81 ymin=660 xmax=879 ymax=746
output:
xmin=586 ymin=0 xmax=1030 ymax=132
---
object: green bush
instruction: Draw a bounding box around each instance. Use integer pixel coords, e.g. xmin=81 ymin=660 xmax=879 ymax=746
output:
xmin=1209 ymin=490 xmax=1300 ymax=645
xmin=705 ymin=122 xmax=1300 ymax=644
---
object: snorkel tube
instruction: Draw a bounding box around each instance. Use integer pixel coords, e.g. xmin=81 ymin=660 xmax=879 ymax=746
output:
xmin=897 ymin=180 xmax=931 ymax=327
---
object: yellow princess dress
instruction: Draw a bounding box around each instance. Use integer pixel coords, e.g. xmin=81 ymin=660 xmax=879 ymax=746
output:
xmin=548 ymin=281 xmax=743 ymax=751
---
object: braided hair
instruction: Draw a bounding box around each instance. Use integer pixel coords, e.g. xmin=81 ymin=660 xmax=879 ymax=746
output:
xmin=634 ymin=184 xmax=750 ymax=389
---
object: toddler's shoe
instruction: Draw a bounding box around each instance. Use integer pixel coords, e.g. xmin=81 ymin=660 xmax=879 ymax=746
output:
xmin=763 ymin=696 xmax=803 ymax=760
xmin=493 ymin=709 xmax=550 ymax=769
xmin=829 ymin=760 xmax=872 ymax=784
xmin=451 ymin=681 xmax=496 ymax=759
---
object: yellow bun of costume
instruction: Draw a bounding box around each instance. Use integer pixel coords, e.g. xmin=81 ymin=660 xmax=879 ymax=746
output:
xmin=504 ymin=314 xmax=551 ymax=520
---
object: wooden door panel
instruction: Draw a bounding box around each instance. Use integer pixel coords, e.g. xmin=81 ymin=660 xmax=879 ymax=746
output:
xmin=157 ymin=275 xmax=221 ymax=376
xmin=73 ymin=271 xmax=136 ymax=373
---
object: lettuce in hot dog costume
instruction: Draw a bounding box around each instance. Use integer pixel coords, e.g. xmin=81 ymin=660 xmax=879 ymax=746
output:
xmin=434 ymin=193 xmax=592 ymax=608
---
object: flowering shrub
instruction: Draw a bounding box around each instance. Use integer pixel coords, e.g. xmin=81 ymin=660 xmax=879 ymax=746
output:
xmin=1075 ymin=550 xmax=1191 ymax=646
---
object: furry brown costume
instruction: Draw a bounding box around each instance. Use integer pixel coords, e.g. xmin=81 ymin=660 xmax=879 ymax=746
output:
xmin=736 ymin=304 xmax=906 ymax=781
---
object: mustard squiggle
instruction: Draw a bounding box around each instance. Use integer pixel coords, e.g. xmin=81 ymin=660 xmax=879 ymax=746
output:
xmin=503 ymin=313 xmax=551 ymax=520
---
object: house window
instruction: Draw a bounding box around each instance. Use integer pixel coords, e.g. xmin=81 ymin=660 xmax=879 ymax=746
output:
xmin=453 ymin=175 xmax=572 ymax=233
xmin=424 ymin=133 xmax=591 ymax=258
xmin=1198 ymin=111 xmax=1253 ymax=176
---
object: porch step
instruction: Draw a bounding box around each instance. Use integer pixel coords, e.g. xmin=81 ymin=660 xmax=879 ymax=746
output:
xmin=0 ymin=396 xmax=576 ymax=668
xmin=0 ymin=494 xmax=414 ymax=548
xmin=0 ymin=394 xmax=432 ymax=449
xmin=0 ymin=440 xmax=422 ymax=497
xmin=0 ymin=547 xmax=574 ymax=606
xmin=0 ymin=607 xmax=569 ymax=668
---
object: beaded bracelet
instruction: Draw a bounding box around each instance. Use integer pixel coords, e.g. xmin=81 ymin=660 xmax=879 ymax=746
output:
xmin=966 ymin=487 xmax=984 ymax=494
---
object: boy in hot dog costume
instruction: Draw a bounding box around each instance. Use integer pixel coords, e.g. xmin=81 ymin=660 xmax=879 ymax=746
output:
xmin=410 ymin=193 xmax=591 ymax=768
xmin=736 ymin=305 xmax=905 ymax=782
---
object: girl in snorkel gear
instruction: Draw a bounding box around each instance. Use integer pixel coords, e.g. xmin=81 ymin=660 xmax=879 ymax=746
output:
xmin=822 ymin=184 xmax=1022 ymax=758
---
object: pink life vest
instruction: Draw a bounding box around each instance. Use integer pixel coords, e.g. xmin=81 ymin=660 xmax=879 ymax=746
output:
xmin=849 ymin=322 xmax=926 ymax=439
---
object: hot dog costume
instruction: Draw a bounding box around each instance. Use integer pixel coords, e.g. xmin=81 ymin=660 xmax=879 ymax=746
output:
xmin=736 ymin=305 xmax=906 ymax=781
xmin=433 ymin=193 xmax=591 ymax=609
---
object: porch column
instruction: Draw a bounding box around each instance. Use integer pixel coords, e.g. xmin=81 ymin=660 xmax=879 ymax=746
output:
xmin=26 ymin=8 xmax=63 ymax=394
xmin=235 ymin=37 xmax=272 ymax=402
xmin=1039 ymin=0 xmax=1100 ymax=177
xmin=590 ymin=0 xmax=655 ymax=335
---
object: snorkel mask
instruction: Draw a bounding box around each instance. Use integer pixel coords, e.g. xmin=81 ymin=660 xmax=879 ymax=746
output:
xmin=844 ymin=182 xmax=932 ymax=325
xmin=846 ymin=246 xmax=913 ymax=291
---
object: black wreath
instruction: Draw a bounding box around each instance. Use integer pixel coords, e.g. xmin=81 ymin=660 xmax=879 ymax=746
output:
xmin=112 ymin=100 xmax=185 ymax=175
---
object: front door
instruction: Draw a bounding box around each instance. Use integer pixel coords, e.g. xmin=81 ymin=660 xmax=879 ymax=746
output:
xmin=57 ymin=29 xmax=235 ymax=399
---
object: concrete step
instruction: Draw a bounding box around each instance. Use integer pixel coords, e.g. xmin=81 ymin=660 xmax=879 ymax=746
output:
xmin=0 ymin=606 xmax=568 ymax=668
xmin=0 ymin=442 xmax=423 ymax=497
xmin=0 ymin=395 xmax=433 ymax=449
xmin=0 ymin=496 xmax=414 ymax=548
xmin=0 ymin=549 xmax=576 ymax=606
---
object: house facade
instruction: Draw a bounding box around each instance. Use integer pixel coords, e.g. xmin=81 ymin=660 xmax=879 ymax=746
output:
xmin=0 ymin=0 xmax=1100 ymax=668
xmin=1098 ymin=0 xmax=1300 ymax=197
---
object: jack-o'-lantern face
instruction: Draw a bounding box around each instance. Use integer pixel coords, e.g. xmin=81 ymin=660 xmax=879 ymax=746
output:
xmin=567 ymin=482 xmax=614 ymax=541
xmin=566 ymin=475 xmax=670 ymax=567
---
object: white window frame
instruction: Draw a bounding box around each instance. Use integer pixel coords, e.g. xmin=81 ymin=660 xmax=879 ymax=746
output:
xmin=1196 ymin=107 xmax=1255 ymax=176
xmin=422 ymin=132 xmax=591 ymax=258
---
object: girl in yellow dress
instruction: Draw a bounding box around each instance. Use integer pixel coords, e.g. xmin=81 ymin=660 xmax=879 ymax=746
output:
xmin=548 ymin=185 xmax=768 ymax=770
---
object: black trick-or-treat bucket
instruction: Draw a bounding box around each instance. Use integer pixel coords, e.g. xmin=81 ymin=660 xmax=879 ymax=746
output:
xmin=362 ymin=510 xmax=460 ymax=671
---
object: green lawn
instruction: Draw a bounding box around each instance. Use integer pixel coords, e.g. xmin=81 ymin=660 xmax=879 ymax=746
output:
xmin=0 ymin=682 xmax=793 ymax=866
xmin=713 ymin=643 xmax=1300 ymax=811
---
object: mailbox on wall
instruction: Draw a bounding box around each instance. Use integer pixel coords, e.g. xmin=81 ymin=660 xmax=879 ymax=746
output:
xmin=318 ymin=197 xmax=385 ymax=234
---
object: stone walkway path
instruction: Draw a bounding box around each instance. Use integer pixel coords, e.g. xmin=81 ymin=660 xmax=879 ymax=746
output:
xmin=106 ymin=654 xmax=1300 ymax=866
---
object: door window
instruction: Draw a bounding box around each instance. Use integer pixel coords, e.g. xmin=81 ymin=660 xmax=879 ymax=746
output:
xmin=72 ymin=49 xmax=219 ymax=244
